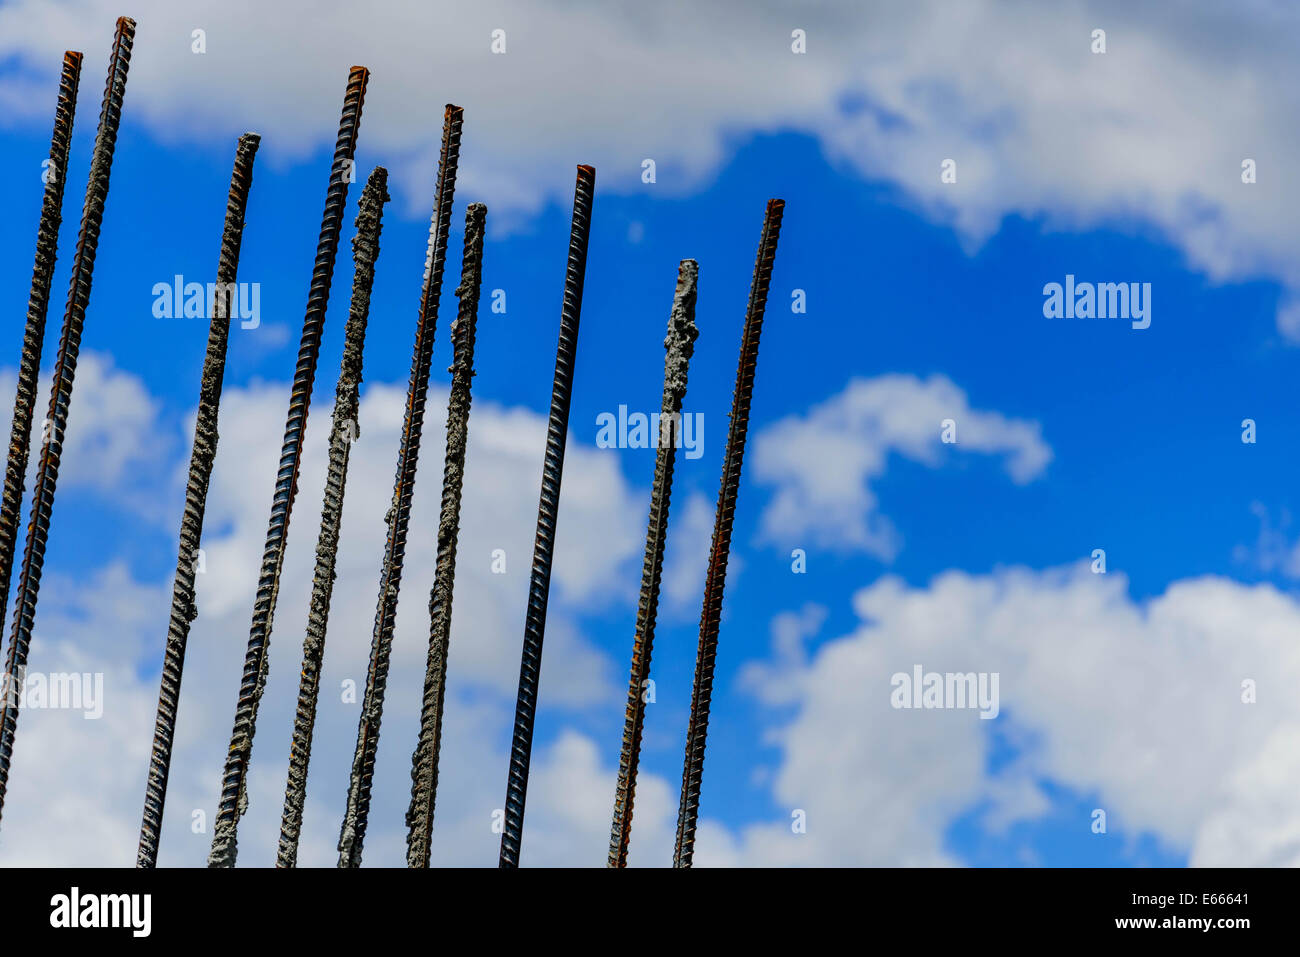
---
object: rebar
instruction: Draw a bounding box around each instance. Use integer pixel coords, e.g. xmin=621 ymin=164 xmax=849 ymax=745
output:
xmin=0 ymin=52 xmax=82 ymax=652
xmin=137 ymin=132 xmax=261 ymax=868
xmin=672 ymin=199 xmax=784 ymax=868
xmin=0 ymin=18 xmax=135 ymax=827
xmin=608 ymin=259 xmax=699 ymax=868
xmin=499 ymin=164 xmax=596 ymax=868
xmin=405 ymin=202 xmax=487 ymax=867
xmin=277 ymin=167 xmax=390 ymax=867
xmin=209 ymin=65 xmax=369 ymax=868
xmin=337 ymin=105 xmax=463 ymax=868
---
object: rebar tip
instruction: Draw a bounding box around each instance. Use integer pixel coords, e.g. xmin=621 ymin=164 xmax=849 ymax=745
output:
xmin=357 ymin=166 xmax=391 ymax=216
xmin=238 ymin=132 xmax=261 ymax=148
xmin=64 ymin=51 xmax=83 ymax=65
xmin=446 ymin=103 xmax=464 ymax=116
xmin=663 ymin=260 xmax=699 ymax=400
xmin=116 ymin=16 xmax=137 ymax=33
xmin=577 ymin=164 xmax=596 ymax=177
xmin=349 ymin=65 xmax=370 ymax=80
xmin=673 ymin=259 xmax=700 ymax=326
xmin=363 ymin=165 xmax=390 ymax=199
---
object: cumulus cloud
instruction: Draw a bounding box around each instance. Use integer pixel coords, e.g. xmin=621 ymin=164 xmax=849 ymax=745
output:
xmin=752 ymin=373 xmax=1050 ymax=556
xmin=4 ymin=354 xmax=1300 ymax=868
xmin=1 ymin=1 xmax=1295 ymax=330
xmin=724 ymin=564 xmax=1300 ymax=866
xmin=0 ymin=353 xmax=679 ymax=865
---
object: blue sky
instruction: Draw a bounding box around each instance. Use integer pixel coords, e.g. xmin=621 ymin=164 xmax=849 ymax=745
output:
xmin=0 ymin=1 xmax=1298 ymax=867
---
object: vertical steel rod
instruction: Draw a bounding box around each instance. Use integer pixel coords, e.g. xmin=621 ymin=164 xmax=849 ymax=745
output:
xmin=499 ymin=164 xmax=596 ymax=868
xmin=138 ymin=132 xmax=261 ymax=868
xmin=608 ymin=259 xmax=698 ymax=867
xmin=209 ymin=65 xmax=369 ymax=868
xmin=0 ymin=18 xmax=136 ymax=828
xmin=277 ymin=167 xmax=390 ymax=867
xmin=673 ymin=199 xmax=784 ymax=868
xmin=337 ymin=105 xmax=463 ymax=868
xmin=0 ymin=51 xmax=82 ymax=651
xmin=405 ymin=202 xmax=487 ymax=867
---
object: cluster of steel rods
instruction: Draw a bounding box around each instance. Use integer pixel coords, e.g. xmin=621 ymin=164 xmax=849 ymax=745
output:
xmin=673 ymin=199 xmax=785 ymax=867
xmin=277 ymin=166 xmax=392 ymax=868
xmin=608 ymin=259 xmax=699 ymax=868
xmin=338 ymin=105 xmax=463 ymax=869
xmin=0 ymin=16 xmax=136 ymax=826
xmin=0 ymin=17 xmax=786 ymax=867
xmin=207 ymin=64 xmax=371 ymax=869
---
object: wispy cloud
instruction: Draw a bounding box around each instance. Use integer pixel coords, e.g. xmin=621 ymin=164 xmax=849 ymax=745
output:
xmin=752 ymin=373 xmax=1050 ymax=557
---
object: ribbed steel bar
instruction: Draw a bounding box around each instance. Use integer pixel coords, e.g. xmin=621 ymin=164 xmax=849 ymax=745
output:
xmin=608 ymin=259 xmax=699 ymax=867
xmin=672 ymin=199 xmax=784 ymax=868
xmin=405 ymin=202 xmax=487 ymax=867
xmin=137 ymin=133 xmax=261 ymax=868
xmin=277 ymin=168 xmax=390 ymax=867
xmin=0 ymin=18 xmax=136 ymax=828
xmin=499 ymin=165 xmax=596 ymax=868
xmin=209 ymin=66 xmax=369 ymax=868
xmin=0 ymin=52 xmax=82 ymax=652
xmin=337 ymin=105 xmax=462 ymax=868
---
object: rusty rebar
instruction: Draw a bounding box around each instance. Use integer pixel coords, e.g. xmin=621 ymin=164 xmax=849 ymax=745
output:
xmin=673 ymin=199 xmax=784 ymax=868
xmin=608 ymin=259 xmax=699 ymax=868
xmin=276 ymin=167 xmax=390 ymax=868
xmin=499 ymin=164 xmax=596 ymax=868
xmin=209 ymin=65 xmax=369 ymax=868
xmin=0 ymin=52 xmax=81 ymax=657
xmin=337 ymin=105 xmax=463 ymax=868
xmin=137 ymin=132 xmax=261 ymax=868
xmin=405 ymin=202 xmax=487 ymax=867
xmin=0 ymin=18 xmax=135 ymax=828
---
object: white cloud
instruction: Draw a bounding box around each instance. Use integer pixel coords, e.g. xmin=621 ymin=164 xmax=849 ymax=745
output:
xmin=0 ymin=353 xmax=687 ymax=865
xmin=752 ymin=373 xmax=1050 ymax=556
xmin=722 ymin=564 xmax=1300 ymax=866
xmin=5 ymin=355 xmax=1300 ymax=868
xmin=0 ymin=353 xmax=167 ymax=501
xmin=1233 ymin=501 xmax=1300 ymax=579
xmin=659 ymin=490 xmax=745 ymax=615
xmin=738 ymin=602 xmax=827 ymax=708
xmin=1 ymin=1 xmax=1295 ymax=330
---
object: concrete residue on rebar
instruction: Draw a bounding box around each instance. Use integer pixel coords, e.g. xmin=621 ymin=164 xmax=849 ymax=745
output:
xmin=337 ymin=106 xmax=463 ymax=869
xmin=209 ymin=65 xmax=369 ymax=868
xmin=277 ymin=167 xmax=389 ymax=867
xmin=608 ymin=258 xmax=698 ymax=867
xmin=658 ymin=259 xmax=699 ymax=445
xmin=405 ymin=202 xmax=486 ymax=866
